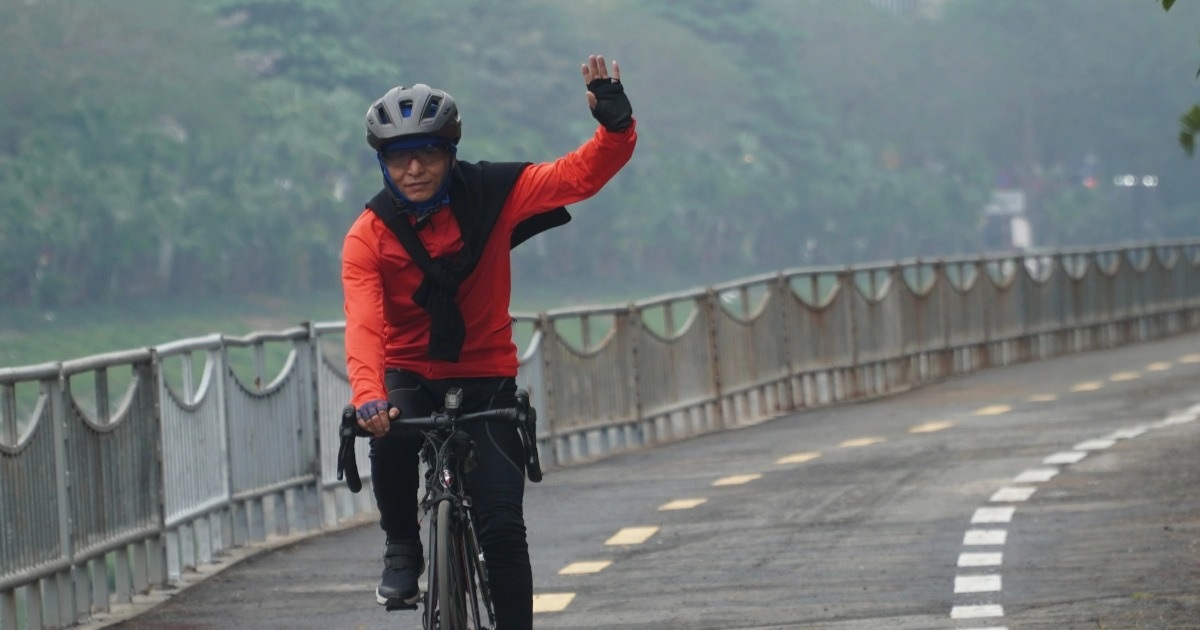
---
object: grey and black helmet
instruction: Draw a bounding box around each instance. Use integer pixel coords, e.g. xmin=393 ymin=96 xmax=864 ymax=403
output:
xmin=365 ymin=84 xmax=461 ymax=150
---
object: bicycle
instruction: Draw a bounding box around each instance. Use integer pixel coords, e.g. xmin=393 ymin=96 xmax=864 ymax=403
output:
xmin=337 ymin=387 xmax=543 ymax=629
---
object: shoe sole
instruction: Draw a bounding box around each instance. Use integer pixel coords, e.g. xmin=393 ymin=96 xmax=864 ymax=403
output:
xmin=376 ymin=588 xmax=422 ymax=608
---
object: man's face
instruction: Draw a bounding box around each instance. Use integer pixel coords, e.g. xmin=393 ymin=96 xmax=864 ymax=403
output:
xmin=382 ymin=145 xmax=451 ymax=203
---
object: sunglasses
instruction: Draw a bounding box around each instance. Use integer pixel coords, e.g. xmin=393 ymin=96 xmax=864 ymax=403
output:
xmin=382 ymin=145 xmax=449 ymax=168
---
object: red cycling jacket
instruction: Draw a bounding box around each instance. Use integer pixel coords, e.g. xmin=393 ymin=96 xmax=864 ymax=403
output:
xmin=341 ymin=121 xmax=637 ymax=405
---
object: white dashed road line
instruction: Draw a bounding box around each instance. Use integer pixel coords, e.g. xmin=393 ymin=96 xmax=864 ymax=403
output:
xmin=963 ymin=529 xmax=1007 ymax=546
xmin=958 ymin=552 xmax=1003 ymax=567
xmin=1013 ymin=468 xmax=1058 ymax=483
xmin=949 ymin=402 xmax=1200 ymax=627
xmin=989 ymin=487 xmax=1036 ymax=502
xmin=955 ymin=575 xmax=1002 ymax=593
xmin=970 ymin=507 xmax=1015 ymax=524
xmin=1043 ymin=451 xmax=1087 ymax=465
xmin=951 ymin=604 xmax=1004 ymax=619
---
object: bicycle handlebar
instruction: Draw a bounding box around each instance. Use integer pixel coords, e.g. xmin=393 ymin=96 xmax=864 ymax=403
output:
xmin=344 ymin=405 xmax=522 ymax=439
xmin=336 ymin=389 xmax=544 ymax=493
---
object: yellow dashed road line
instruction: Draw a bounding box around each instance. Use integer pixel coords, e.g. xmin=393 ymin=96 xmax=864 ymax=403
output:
xmin=910 ymin=421 xmax=954 ymax=434
xmin=776 ymin=451 xmax=821 ymax=465
xmin=658 ymin=498 xmax=707 ymax=511
xmin=840 ymin=436 xmax=885 ymax=447
xmin=557 ymin=353 xmax=1198 ymax=617
xmin=605 ymin=526 xmax=658 ymax=546
xmin=558 ymin=560 xmax=612 ymax=575
xmin=713 ymin=474 xmax=761 ymax=486
xmin=533 ymin=593 xmax=575 ymax=613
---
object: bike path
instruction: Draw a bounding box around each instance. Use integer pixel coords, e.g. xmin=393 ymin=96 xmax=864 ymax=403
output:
xmin=91 ymin=332 xmax=1200 ymax=629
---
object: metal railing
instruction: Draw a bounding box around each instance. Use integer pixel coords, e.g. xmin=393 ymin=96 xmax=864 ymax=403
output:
xmin=2 ymin=242 xmax=1199 ymax=629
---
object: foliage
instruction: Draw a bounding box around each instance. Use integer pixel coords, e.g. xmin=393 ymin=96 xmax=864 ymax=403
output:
xmin=2 ymin=0 xmax=1199 ymax=311
xmin=1160 ymin=0 xmax=1200 ymax=155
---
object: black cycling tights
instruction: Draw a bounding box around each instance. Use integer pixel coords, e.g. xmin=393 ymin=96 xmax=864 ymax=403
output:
xmin=371 ymin=370 xmax=532 ymax=630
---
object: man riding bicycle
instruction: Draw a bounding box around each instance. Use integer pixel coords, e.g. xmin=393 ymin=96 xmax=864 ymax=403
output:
xmin=341 ymin=55 xmax=636 ymax=629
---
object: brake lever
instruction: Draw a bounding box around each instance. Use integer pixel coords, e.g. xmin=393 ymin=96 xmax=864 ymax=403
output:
xmin=337 ymin=404 xmax=363 ymax=493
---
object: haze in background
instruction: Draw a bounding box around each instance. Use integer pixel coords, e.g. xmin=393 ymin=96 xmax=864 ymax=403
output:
xmin=1 ymin=0 xmax=1197 ymax=314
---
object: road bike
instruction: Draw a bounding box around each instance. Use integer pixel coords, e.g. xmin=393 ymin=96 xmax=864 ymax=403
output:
xmin=337 ymin=387 xmax=542 ymax=629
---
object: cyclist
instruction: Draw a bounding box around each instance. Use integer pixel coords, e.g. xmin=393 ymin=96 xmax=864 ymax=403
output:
xmin=342 ymin=55 xmax=635 ymax=629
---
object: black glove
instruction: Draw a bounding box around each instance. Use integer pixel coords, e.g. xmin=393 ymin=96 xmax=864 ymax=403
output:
xmin=587 ymin=78 xmax=633 ymax=133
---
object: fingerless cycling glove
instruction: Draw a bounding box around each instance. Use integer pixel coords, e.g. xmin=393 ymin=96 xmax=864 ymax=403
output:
xmin=357 ymin=399 xmax=389 ymax=422
xmin=587 ymin=78 xmax=633 ymax=133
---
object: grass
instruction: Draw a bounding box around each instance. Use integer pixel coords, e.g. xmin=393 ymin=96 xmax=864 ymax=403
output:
xmin=0 ymin=276 xmax=692 ymax=370
xmin=1 ymin=281 xmax=675 ymax=430
xmin=0 ymin=292 xmax=339 ymax=370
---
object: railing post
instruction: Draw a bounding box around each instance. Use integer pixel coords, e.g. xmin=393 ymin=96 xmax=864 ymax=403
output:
xmin=773 ymin=272 xmax=795 ymax=413
xmin=537 ymin=312 xmax=560 ymax=463
xmin=50 ymin=363 xmax=78 ymax=625
xmin=703 ymin=289 xmax=725 ymax=429
xmin=841 ymin=267 xmax=857 ymax=401
xmin=306 ymin=322 xmax=333 ymax=531
xmin=148 ymin=349 xmax=168 ymax=593
xmin=627 ymin=303 xmax=645 ymax=447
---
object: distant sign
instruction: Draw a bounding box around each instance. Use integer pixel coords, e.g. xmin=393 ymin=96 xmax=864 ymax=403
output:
xmin=985 ymin=189 xmax=1026 ymax=216
xmin=1010 ymin=215 xmax=1032 ymax=249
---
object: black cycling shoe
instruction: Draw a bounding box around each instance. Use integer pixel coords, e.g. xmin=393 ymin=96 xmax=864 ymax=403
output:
xmin=376 ymin=540 xmax=423 ymax=610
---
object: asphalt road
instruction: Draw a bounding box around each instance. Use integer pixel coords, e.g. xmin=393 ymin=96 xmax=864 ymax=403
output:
xmin=94 ymin=331 xmax=1200 ymax=629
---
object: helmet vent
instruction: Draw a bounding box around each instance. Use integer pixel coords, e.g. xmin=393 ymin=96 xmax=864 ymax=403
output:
xmin=375 ymin=105 xmax=391 ymax=125
xmin=399 ymin=100 xmax=413 ymax=118
xmin=424 ymin=96 xmax=441 ymax=120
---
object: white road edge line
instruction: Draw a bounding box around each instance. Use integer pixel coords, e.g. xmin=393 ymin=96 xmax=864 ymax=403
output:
xmin=952 ymin=403 xmax=1200 ymax=627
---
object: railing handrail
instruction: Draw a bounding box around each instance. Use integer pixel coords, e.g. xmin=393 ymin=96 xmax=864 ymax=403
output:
xmin=4 ymin=240 xmax=1200 ymax=629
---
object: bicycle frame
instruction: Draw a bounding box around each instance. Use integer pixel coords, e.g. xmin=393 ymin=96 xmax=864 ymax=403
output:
xmin=419 ymin=422 xmax=495 ymax=629
xmin=336 ymin=387 xmax=542 ymax=629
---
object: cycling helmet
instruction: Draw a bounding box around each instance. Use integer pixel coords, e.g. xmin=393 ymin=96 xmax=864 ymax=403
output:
xmin=365 ymin=84 xmax=461 ymax=150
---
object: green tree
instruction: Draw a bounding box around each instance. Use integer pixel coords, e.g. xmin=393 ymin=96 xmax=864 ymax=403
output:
xmin=1161 ymin=0 xmax=1200 ymax=154
xmin=0 ymin=0 xmax=259 ymax=305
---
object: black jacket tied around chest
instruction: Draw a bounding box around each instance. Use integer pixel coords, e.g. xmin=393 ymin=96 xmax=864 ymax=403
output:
xmin=367 ymin=161 xmax=571 ymax=362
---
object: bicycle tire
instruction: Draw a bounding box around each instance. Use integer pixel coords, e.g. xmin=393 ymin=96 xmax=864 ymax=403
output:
xmin=436 ymin=500 xmax=465 ymax=629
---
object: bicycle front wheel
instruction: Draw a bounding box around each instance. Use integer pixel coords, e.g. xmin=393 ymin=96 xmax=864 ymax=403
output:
xmin=433 ymin=500 xmax=495 ymax=629
xmin=434 ymin=501 xmax=460 ymax=628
